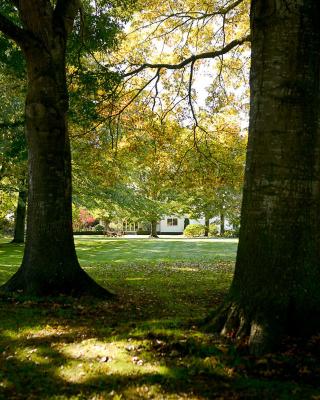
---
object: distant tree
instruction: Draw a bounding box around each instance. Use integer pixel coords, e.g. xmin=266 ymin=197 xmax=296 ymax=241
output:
xmin=179 ymin=113 xmax=245 ymax=236
xmin=118 ymin=111 xmax=187 ymax=237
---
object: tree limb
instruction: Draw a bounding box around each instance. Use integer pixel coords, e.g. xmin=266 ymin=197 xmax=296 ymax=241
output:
xmin=127 ymin=0 xmax=245 ymax=38
xmin=123 ymin=35 xmax=251 ymax=77
xmin=0 ymin=120 xmax=24 ymax=129
xmin=0 ymin=12 xmax=26 ymax=45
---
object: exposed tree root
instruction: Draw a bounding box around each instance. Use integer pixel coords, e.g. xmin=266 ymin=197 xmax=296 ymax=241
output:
xmin=205 ymin=302 xmax=283 ymax=355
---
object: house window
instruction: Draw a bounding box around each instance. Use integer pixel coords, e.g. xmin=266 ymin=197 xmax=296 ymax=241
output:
xmin=167 ymin=218 xmax=178 ymax=226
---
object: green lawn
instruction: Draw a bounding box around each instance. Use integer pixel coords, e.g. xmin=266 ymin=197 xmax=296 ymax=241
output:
xmin=0 ymin=237 xmax=237 ymax=319
xmin=75 ymin=236 xmax=238 ymax=265
xmin=0 ymin=235 xmax=237 ymax=268
xmin=0 ymin=237 xmax=319 ymax=399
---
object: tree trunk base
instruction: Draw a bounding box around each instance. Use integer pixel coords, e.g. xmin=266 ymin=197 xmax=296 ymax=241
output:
xmin=205 ymin=302 xmax=283 ymax=355
xmin=0 ymin=265 xmax=114 ymax=299
xmin=149 ymin=234 xmax=159 ymax=238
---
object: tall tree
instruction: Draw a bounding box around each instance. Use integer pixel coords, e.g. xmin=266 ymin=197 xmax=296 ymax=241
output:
xmin=0 ymin=1 xmax=120 ymax=296
xmin=211 ymin=0 xmax=320 ymax=354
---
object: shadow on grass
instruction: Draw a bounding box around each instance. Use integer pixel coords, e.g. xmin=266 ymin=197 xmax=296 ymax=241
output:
xmin=0 ymin=298 xmax=224 ymax=399
xmin=0 ymin=296 xmax=320 ymax=400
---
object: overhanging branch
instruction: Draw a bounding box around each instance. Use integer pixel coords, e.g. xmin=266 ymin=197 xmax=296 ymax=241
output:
xmin=123 ymin=35 xmax=250 ymax=77
xmin=0 ymin=12 xmax=26 ymax=45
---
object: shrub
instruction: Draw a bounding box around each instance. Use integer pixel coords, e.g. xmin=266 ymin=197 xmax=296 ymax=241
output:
xmin=220 ymin=230 xmax=237 ymax=238
xmin=209 ymin=223 xmax=219 ymax=237
xmin=94 ymin=224 xmax=105 ymax=232
xmin=183 ymin=223 xmax=205 ymax=237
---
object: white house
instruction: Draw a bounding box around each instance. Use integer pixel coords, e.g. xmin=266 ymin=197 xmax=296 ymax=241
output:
xmin=120 ymin=215 xmax=231 ymax=235
xmin=157 ymin=216 xmax=185 ymax=234
xmin=156 ymin=215 xmax=227 ymax=234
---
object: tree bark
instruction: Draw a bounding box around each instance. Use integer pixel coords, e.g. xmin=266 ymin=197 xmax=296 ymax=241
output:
xmin=149 ymin=220 xmax=159 ymax=238
xmin=11 ymin=188 xmax=27 ymax=244
xmin=220 ymin=212 xmax=225 ymax=236
xmin=0 ymin=2 xmax=111 ymax=297
xmin=210 ymin=0 xmax=320 ymax=354
xmin=204 ymin=216 xmax=210 ymax=237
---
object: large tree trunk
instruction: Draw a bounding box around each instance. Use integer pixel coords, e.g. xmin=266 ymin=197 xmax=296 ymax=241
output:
xmin=1 ymin=2 xmax=111 ymax=298
xmin=210 ymin=0 xmax=320 ymax=354
xmin=11 ymin=188 xmax=27 ymax=244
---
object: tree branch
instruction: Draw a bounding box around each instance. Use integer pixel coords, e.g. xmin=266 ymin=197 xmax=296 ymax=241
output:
xmin=123 ymin=35 xmax=251 ymax=77
xmin=0 ymin=12 xmax=26 ymax=45
xmin=127 ymin=0 xmax=245 ymax=38
xmin=0 ymin=120 xmax=24 ymax=129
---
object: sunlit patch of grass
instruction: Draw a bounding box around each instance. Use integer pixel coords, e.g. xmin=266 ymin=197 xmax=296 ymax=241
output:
xmin=56 ymin=338 xmax=172 ymax=385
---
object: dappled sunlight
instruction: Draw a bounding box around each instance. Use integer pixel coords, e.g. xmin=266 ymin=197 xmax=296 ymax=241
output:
xmin=0 ymin=303 xmax=237 ymax=398
xmin=56 ymin=337 xmax=170 ymax=384
xmin=13 ymin=346 xmax=52 ymax=366
xmin=58 ymin=338 xmax=122 ymax=362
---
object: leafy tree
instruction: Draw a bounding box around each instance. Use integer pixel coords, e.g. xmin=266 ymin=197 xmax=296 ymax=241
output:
xmin=119 ymin=112 xmax=186 ymax=237
xmin=0 ymin=1 xmax=131 ymax=297
xmin=178 ymin=112 xmax=246 ymax=236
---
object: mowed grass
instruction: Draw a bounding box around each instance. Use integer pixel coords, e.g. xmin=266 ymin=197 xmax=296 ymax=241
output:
xmin=75 ymin=236 xmax=237 ymax=265
xmin=0 ymin=236 xmax=237 ymax=319
xmin=0 ymin=236 xmax=320 ymax=399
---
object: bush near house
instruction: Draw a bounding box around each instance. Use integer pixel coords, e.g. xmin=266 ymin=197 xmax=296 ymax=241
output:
xmin=209 ymin=223 xmax=219 ymax=237
xmin=220 ymin=229 xmax=238 ymax=238
xmin=183 ymin=223 xmax=236 ymax=238
xmin=94 ymin=224 xmax=105 ymax=232
xmin=183 ymin=223 xmax=205 ymax=237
